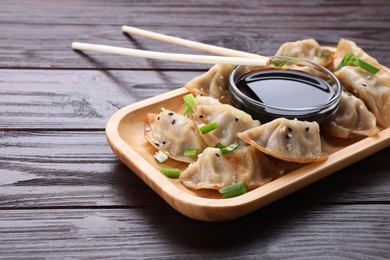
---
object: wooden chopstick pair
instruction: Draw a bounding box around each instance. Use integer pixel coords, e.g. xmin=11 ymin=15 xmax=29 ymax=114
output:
xmin=71 ymin=26 xmax=270 ymax=66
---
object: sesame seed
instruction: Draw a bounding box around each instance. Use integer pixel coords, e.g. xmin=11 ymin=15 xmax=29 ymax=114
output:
xmin=215 ymin=153 xmax=220 ymax=157
xmin=171 ymin=119 xmax=176 ymax=125
xmin=155 ymin=142 xmax=159 ymax=146
xmin=168 ymin=112 xmax=174 ymax=116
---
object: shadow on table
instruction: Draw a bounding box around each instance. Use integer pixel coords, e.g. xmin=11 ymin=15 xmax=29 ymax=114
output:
xmin=114 ymin=147 xmax=390 ymax=254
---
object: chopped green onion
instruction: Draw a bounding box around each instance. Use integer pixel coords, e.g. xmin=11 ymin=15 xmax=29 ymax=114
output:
xmin=335 ymin=53 xmax=355 ymax=72
xmin=220 ymin=143 xmax=240 ymax=155
xmin=219 ymin=181 xmax=247 ymax=198
xmin=199 ymin=122 xmax=219 ymax=134
xmin=182 ymin=93 xmax=197 ymax=115
xmin=160 ymin=168 xmax=181 ymax=178
xmin=335 ymin=53 xmax=379 ymax=74
xmin=184 ymin=148 xmax=198 ymax=157
xmin=214 ymin=143 xmax=225 ymax=149
xmin=182 ymin=106 xmax=190 ymax=115
xmin=351 ymin=58 xmax=380 ymax=75
xmin=271 ymin=58 xmax=294 ymax=67
xmin=154 ymin=151 xmax=168 ymax=163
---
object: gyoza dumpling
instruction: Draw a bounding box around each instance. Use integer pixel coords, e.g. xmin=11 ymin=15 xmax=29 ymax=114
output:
xmin=144 ymin=109 xmax=207 ymax=163
xmin=334 ymin=39 xmax=381 ymax=69
xmin=275 ymin=39 xmax=334 ymax=70
xmin=335 ymin=67 xmax=390 ymax=128
xmin=238 ymin=118 xmax=327 ymax=163
xmin=333 ymin=39 xmax=390 ymax=127
xmin=184 ymin=64 xmax=235 ymax=104
xmin=323 ymin=90 xmax=380 ymax=138
xmin=180 ymin=146 xmax=280 ymax=190
xmin=192 ymin=96 xmax=260 ymax=147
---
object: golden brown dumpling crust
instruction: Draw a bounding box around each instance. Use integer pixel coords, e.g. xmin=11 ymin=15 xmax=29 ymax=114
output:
xmin=275 ymin=39 xmax=335 ymax=70
xmin=144 ymin=109 xmax=207 ymax=163
xmin=180 ymin=146 xmax=280 ymax=191
xmin=192 ymin=96 xmax=260 ymax=147
xmin=323 ymin=90 xmax=380 ymax=138
xmin=333 ymin=39 xmax=390 ymax=128
xmin=238 ymin=118 xmax=328 ymax=163
xmin=184 ymin=64 xmax=235 ymax=104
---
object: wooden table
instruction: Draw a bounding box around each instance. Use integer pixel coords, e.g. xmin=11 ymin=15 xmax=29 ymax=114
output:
xmin=1 ymin=1 xmax=389 ymax=258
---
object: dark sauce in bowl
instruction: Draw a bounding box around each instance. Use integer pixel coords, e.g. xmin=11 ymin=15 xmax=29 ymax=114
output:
xmin=229 ymin=61 xmax=342 ymax=124
xmin=236 ymin=69 xmax=334 ymax=109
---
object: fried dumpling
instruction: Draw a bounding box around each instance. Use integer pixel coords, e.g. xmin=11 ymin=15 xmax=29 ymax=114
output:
xmin=335 ymin=67 xmax=390 ymax=128
xmin=144 ymin=109 xmax=207 ymax=163
xmin=323 ymin=91 xmax=380 ymax=138
xmin=275 ymin=39 xmax=334 ymax=70
xmin=184 ymin=64 xmax=235 ymax=104
xmin=238 ymin=118 xmax=327 ymax=163
xmin=192 ymin=96 xmax=260 ymax=147
xmin=333 ymin=39 xmax=390 ymax=127
xmin=180 ymin=146 xmax=279 ymax=190
xmin=333 ymin=39 xmax=381 ymax=69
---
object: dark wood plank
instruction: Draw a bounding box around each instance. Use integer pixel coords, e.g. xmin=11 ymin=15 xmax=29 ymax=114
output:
xmin=0 ymin=205 xmax=389 ymax=258
xmin=0 ymin=69 xmax=201 ymax=129
xmin=1 ymin=24 xmax=389 ymax=69
xmin=0 ymin=130 xmax=163 ymax=208
xmin=1 ymin=130 xmax=389 ymax=208
xmin=1 ymin=0 xmax=389 ymax=28
xmin=0 ymin=0 xmax=389 ymax=69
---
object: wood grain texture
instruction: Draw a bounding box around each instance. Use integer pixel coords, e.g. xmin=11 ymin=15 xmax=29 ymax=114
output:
xmin=1 ymin=25 xmax=389 ymax=69
xmin=0 ymin=1 xmax=389 ymax=69
xmin=0 ymin=205 xmax=389 ymax=259
xmin=0 ymin=69 xmax=201 ymax=129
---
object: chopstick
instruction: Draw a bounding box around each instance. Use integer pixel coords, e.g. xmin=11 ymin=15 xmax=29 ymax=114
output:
xmin=71 ymin=42 xmax=270 ymax=66
xmin=121 ymin=25 xmax=266 ymax=60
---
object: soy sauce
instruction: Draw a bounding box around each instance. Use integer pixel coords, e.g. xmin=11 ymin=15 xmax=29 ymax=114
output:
xmin=236 ymin=69 xmax=334 ymax=108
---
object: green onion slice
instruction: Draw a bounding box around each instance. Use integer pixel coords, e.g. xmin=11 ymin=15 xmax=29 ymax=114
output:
xmin=220 ymin=143 xmax=240 ymax=155
xmin=160 ymin=168 xmax=181 ymax=178
xmin=219 ymin=181 xmax=248 ymax=198
xmin=351 ymin=57 xmax=380 ymax=75
xmin=199 ymin=122 xmax=219 ymax=134
xmin=154 ymin=151 xmax=168 ymax=163
xmin=271 ymin=58 xmax=294 ymax=67
xmin=335 ymin=53 xmax=379 ymax=74
xmin=182 ymin=93 xmax=197 ymax=115
xmin=184 ymin=148 xmax=198 ymax=157
xmin=214 ymin=143 xmax=225 ymax=149
xmin=335 ymin=53 xmax=354 ymax=72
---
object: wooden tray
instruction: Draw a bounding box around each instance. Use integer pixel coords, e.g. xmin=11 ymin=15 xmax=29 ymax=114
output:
xmin=105 ymin=87 xmax=390 ymax=222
